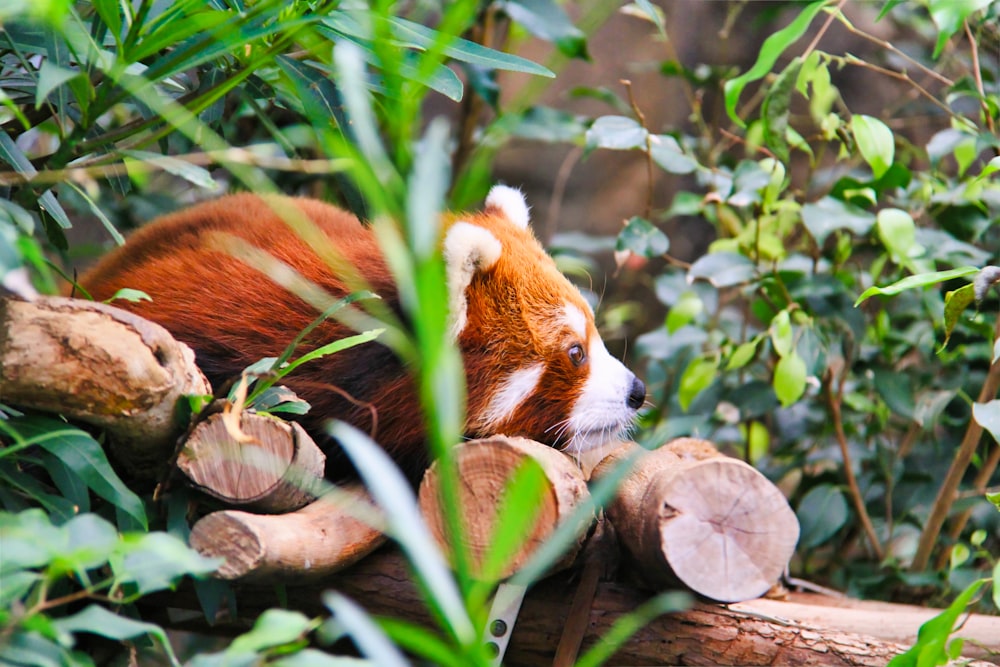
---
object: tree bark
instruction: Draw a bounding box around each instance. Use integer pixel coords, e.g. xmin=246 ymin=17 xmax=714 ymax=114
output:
xmin=0 ymin=296 xmax=210 ymax=479
xmin=188 ymin=484 xmax=385 ymax=581
xmin=417 ymin=435 xmax=593 ymax=579
xmin=592 ymin=439 xmax=800 ymax=602
xmin=177 ymin=412 xmax=326 ymax=512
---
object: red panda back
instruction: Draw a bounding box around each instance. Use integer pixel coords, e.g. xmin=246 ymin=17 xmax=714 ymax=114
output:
xmin=81 ymin=194 xmax=425 ymax=477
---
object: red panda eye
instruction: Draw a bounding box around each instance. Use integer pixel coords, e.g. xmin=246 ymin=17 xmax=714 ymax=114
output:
xmin=568 ymin=343 xmax=587 ymax=367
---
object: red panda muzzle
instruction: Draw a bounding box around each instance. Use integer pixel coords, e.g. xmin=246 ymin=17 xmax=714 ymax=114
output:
xmin=77 ymin=186 xmax=643 ymax=478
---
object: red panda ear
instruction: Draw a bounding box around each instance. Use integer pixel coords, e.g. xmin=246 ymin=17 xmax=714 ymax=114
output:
xmin=485 ymin=184 xmax=530 ymax=229
xmin=443 ymin=221 xmax=502 ymax=338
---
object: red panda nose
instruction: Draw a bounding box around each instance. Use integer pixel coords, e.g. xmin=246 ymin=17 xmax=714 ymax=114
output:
xmin=627 ymin=376 xmax=646 ymax=410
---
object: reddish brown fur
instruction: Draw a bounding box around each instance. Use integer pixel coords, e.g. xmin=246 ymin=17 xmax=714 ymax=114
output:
xmin=79 ymin=193 xmax=590 ymax=478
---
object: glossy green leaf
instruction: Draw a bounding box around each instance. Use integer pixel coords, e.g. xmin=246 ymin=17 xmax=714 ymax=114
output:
xmin=887 ymin=579 xmax=986 ymax=667
xmin=666 ymin=291 xmax=703 ymax=333
xmin=773 ymin=352 xmax=807 ymax=406
xmin=327 ymin=422 xmax=473 ymax=644
xmin=876 ymin=208 xmax=919 ymax=265
xmin=575 ymin=591 xmax=692 ymax=667
xmin=649 ymin=135 xmax=697 ymax=174
xmin=617 ymin=216 xmax=669 ymax=258
xmin=797 ymin=485 xmax=849 ymax=548
xmin=585 ymin=115 xmax=647 ymax=150
xmin=54 ymin=605 xmax=180 ymax=667
xmin=723 ymin=0 xmax=828 ymax=127
xmin=504 ymin=0 xmax=588 ymax=59
xmin=941 ymin=283 xmax=975 ymax=350
xmin=121 ymin=150 xmax=219 ymax=190
xmin=687 ymin=252 xmax=756 ymax=288
xmin=35 ymin=61 xmax=79 ymax=108
xmin=855 ymin=266 xmax=978 ymax=306
xmin=801 ymin=196 xmax=876 ymax=247
xmin=972 ymin=400 xmax=1000 ymax=445
xmin=927 ymin=0 xmax=993 ymax=58
xmin=949 ymin=543 xmax=970 ymax=570
xmin=726 ymin=338 xmax=760 ymax=370
xmin=761 ymin=58 xmax=801 ymax=164
xmin=230 ymin=609 xmax=313 ymax=653
xmin=769 ymin=310 xmax=793 ymax=358
xmin=6 ymin=416 xmax=147 ymax=530
xmin=679 ymin=356 xmax=718 ymax=411
xmin=324 ymin=593 xmax=409 ymax=667
xmin=852 ymin=114 xmax=894 ymax=179
xmin=117 ymin=532 xmax=221 ymax=595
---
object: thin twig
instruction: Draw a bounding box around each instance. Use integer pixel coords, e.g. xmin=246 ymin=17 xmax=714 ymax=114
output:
xmin=824 ymin=366 xmax=884 ymax=562
xmin=802 ymin=0 xmax=848 ymax=59
xmin=832 ymin=8 xmax=953 ymax=87
xmin=0 ymin=149 xmax=352 ymax=186
xmin=543 ymin=145 xmax=582 ymax=245
xmin=963 ymin=19 xmax=997 ymax=137
xmin=839 ymin=55 xmax=957 ymax=120
xmin=936 ymin=440 xmax=1000 ymax=570
xmin=621 ymin=79 xmax=654 ymax=221
xmin=911 ymin=315 xmax=1000 ymax=572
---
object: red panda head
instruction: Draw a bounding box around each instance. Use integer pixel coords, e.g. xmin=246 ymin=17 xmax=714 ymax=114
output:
xmin=445 ymin=185 xmax=645 ymax=456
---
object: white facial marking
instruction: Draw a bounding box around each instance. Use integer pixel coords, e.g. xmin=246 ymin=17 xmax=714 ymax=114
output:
xmin=564 ymin=338 xmax=638 ymax=456
xmin=480 ymin=363 xmax=545 ymax=430
xmin=562 ymin=303 xmax=588 ymax=340
xmin=486 ymin=185 xmax=530 ymax=229
xmin=443 ymin=221 xmax=502 ymax=339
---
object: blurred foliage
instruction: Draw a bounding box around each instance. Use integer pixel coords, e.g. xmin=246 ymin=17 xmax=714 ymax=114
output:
xmin=2 ymin=0 xmax=1000 ymax=664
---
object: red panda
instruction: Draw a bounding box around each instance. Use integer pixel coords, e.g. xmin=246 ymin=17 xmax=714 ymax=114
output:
xmin=79 ymin=185 xmax=645 ymax=478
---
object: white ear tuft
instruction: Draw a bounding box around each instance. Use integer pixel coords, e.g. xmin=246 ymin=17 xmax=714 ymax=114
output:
xmin=443 ymin=221 xmax=502 ymax=338
xmin=486 ymin=184 xmax=530 ymax=229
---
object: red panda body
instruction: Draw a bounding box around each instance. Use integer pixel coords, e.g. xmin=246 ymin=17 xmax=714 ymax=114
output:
xmin=80 ymin=186 xmax=645 ymax=478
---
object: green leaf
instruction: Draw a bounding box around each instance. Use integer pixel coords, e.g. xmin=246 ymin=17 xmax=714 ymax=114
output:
xmin=53 ymin=605 xmax=180 ymax=667
xmin=120 ymin=150 xmax=220 ymax=191
xmin=941 ymin=283 xmax=976 ymax=350
xmin=617 ymin=217 xmax=669 ymax=258
xmin=761 ymin=58 xmax=802 ymax=164
xmin=327 ymin=422 xmax=473 ymax=644
xmin=503 ymin=0 xmax=588 ymax=59
xmin=666 ymin=291 xmax=703 ymax=333
xmin=585 ymin=115 xmax=647 ymax=150
xmin=972 ymin=400 xmax=1000 ymax=445
xmin=993 ymin=562 xmax=999 ymax=610
xmin=887 ymin=579 xmax=986 ymax=667
xmin=927 ymin=0 xmax=993 ymax=58
xmin=107 ymin=288 xmax=152 ymax=304
xmin=323 ymin=593 xmax=409 ymax=667
xmin=35 ymin=61 xmax=79 ymax=108
xmin=769 ymin=310 xmax=793 ymax=358
xmin=6 ymin=416 xmax=147 ymax=530
xmin=230 ymin=609 xmax=313 ymax=653
xmin=649 ymin=135 xmax=697 ymax=174
xmin=687 ymin=252 xmax=756 ymax=288
xmin=876 ymin=208 xmax=921 ymax=266
xmin=575 ymin=591 xmax=692 ymax=667
xmin=801 ymin=196 xmax=876 ymax=247
xmin=622 ymin=1 xmax=666 ymax=38
xmin=679 ymin=356 xmax=718 ymax=411
xmin=852 ymin=114 xmax=894 ymax=179
xmin=478 ymin=456 xmax=547 ymax=582
xmin=116 ymin=532 xmax=221 ymax=595
xmin=0 ymin=134 xmax=71 ymax=229
xmin=773 ymin=352 xmax=807 ymax=407
xmin=949 ymin=543 xmax=970 ymax=570
xmin=723 ymin=0 xmax=828 ymax=127
xmin=855 ymin=267 xmax=979 ymax=306
xmin=726 ymin=338 xmax=760 ymax=370
xmin=797 ymin=485 xmax=849 ymax=549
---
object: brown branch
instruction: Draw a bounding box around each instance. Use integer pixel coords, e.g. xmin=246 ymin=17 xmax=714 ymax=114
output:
xmin=620 ymin=79 xmax=654 ymax=221
xmin=802 ymin=0 xmax=847 ymax=59
xmin=911 ymin=315 xmax=1000 ymax=572
xmin=964 ymin=19 xmax=997 ymax=137
xmin=824 ymin=367 xmax=884 ymax=562
xmin=935 ymin=439 xmax=1000 ymax=570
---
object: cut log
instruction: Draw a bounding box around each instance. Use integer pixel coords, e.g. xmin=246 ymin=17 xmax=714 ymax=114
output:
xmin=188 ymin=484 xmax=385 ymax=581
xmin=0 ymin=295 xmax=210 ymax=479
xmin=592 ymin=438 xmax=799 ymax=602
xmin=141 ymin=549 xmax=1000 ymax=665
xmin=177 ymin=412 xmax=325 ymax=513
xmin=418 ymin=436 xmax=592 ymax=579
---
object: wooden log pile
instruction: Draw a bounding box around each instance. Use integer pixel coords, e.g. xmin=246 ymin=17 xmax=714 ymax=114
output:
xmin=3 ymin=295 xmax=999 ymax=665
